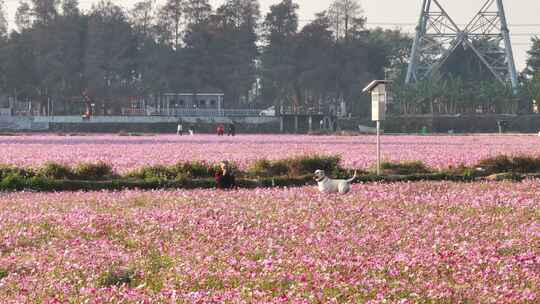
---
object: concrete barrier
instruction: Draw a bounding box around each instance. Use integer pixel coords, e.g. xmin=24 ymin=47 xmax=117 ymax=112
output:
xmin=0 ymin=116 xmax=37 ymax=130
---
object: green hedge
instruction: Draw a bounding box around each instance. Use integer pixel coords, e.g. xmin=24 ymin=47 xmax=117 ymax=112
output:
xmin=3 ymin=153 xmax=540 ymax=192
xmin=0 ymin=173 xmax=479 ymax=192
xmin=475 ymin=155 xmax=540 ymax=175
xmin=126 ymin=161 xmax=219 ymax=180
xmin=378 ymin=161 xmax=432 ymax=175
xmin=247 ymin=155 xmax=344 ymax=177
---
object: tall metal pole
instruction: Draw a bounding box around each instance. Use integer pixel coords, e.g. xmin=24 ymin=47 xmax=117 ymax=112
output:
xmin=496 ymin=0 xmax=519 ymax=94
xmin=376 ymin=120 xmax=381 ymax=175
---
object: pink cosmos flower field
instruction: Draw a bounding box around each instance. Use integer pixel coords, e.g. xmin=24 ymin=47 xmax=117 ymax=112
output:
xmin=2 ymin=134 xmax=540 ymax=172
xmin=0 ymin=182 xmax=538 ymax=302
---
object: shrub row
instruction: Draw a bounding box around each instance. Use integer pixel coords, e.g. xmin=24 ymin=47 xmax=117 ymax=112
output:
xmin=3 ymin=154 xmax=540 ymax=191
xmin=1 ymin=161 xmax=115 ymax=181
xmin=378 ymin=161 xmax=432 ymax=175
xmin=475 ymin=155 xmax=540 ymax=175
xmin=0 ymin=155 xmax=344 ymax=182
xmin=126 ymin=161 xmax=219 ymax=180
xmin=0 ymin=174 xmax=319 ymax=192
xmin=0 ymin=173 xmax=480 ymax=192
xmin=248 ymin=155 xmax=343 ymax=177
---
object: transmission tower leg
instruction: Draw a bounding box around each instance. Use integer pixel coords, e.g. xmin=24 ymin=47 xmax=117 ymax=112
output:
xmin=405 ymin=0 xmax=430 ymax=85
xmin=496 ymin=0 xmax=519 ymax=94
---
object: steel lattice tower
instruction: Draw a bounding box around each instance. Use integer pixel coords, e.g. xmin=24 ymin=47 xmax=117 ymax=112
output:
xmin=405 ymin=0 xmax=519 ymax=92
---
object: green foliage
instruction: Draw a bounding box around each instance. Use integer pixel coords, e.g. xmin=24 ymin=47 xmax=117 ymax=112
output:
xmin=525 ymin=36 xmax=540 ymax=77
xmin=9 ymin=153 xmax=540 ymax=192
xmin=142 ymin=249 xmax=174 ymax=292
xmin=445 ymin=164 xmax=477 ymax=181
xmin=27 ymin=176 xmax=55 ymax=191
xmin=127 ymin=165 xmax=176 ymax=180
xmin=73 ymin=162 xmax=114 ymax=180
xmin=37 ymin=162 xmax=73 ymax=179
xmin=510 ymin=155 xmax=540 ymax=173
xmin=98 ymin=266 xmax=138 ymax=287
xmin=128 ymin=161 xmax=217 ymax=180
xmin=288 ymin=155 xmax=341 ymax=176
xmin=248 ymin=155 xmax=341 ymax=177
xmin=476 ymin=155 xmax=514 ymax=174
xmin=258 ymin=175 xmax=313 ymax=187
xmin=378 ymin=161 xmax=432 ymax=175
xmin=260 ymin=0 xmax=305 ymax=108
xmin=0 ymin=268 xmax=7 ymax=280
xmin=524 ymin=71 xmax=540 ymax=108
xmin=0 ymin=173 xmax=26 ymax=191
xmin=248 ymin=159 xmax=289 ymax=177
xmin=392 ymin=68 xmax=517 ymax=115
xmin=0 ymin=164 xmax=34 ymax=179
xmin=476 ymin=155 xmax=540 ymax=174
xmin=173 ymin=161 xmax=216 ymax=178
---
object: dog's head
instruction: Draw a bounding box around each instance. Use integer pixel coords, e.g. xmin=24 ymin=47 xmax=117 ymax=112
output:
xmin=313 ymin=169 xmax=327 ymax=182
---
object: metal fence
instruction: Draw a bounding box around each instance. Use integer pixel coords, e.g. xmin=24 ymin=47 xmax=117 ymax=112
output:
xmin=279 ymin=105 xmax=332 ymax=116
xmin=149 ymin=108 xmax=264 ymax=117
xmin=0 ymin=108 xmax=12 ymax=116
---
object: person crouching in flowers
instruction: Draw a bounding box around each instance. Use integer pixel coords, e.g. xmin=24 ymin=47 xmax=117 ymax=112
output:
xmin=215 ymin=161 xmax=235 ymax=189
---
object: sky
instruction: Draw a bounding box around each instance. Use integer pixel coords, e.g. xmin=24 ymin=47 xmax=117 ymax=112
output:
xmin=3 ymin=0 xmax=539 ymax=69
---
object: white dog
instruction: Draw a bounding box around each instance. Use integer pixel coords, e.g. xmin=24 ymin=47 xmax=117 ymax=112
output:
xmin=314 ymin=169 xmax=357 ymax=194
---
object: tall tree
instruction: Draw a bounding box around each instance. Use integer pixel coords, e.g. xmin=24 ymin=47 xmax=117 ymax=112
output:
xmin=525 ymin=37 xmax=540 ymax=77
xmin=130 ymin=0 xmax=153 ymax=38
xmin=15 ymin=1 xmax=33 ymax=30
xmin=54 ymin=0 xmax=85 ymax=114
xmin=365 ymin=27 xmax=411 ymax=78
xmin=524 ymin=38 xmax=540 ymax=110
xmin=327 ymin=0 xmax=365 ymax=41
xmin=84 ymin=0 xmax=137 ymax=114
xmin=214 ymin=0 xmax=260 ymax=107
xmin=293 ymin=14 xmax=335 ymax=109
xmin=525 ymin=72 xmax=540 ymax=107
xmin=2 ymin=31 xmax=37 ymax=103
xmin=129 ymin=0 xmax=172 ymax=102
xmin=30 ymin=0 xmax=59 ymax=25
xmin=61 ymin=0 xmax=79 ymax=16
xmin=12 ymin=0 xmax=65 ymax=114
xmin=183 ymin=0 xmax=211 ymax=26
xmin=260 ymin=0 xmax=299 ymax=108
xmin=157 ymin=0 xmax=185 ymax=50
xmin=0 ymin=0 xmax=8 ymax=98
xmin=0 ymin=0 xmax=7 ymax=40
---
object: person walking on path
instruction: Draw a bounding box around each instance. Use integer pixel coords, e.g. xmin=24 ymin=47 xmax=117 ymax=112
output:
xmin=217 ymin=124 xmax=225 ymax=136
xmin=177 ymin=123 xmax=183 ymax=136
xmin=227 ymin=123 xmax=236 ymax=136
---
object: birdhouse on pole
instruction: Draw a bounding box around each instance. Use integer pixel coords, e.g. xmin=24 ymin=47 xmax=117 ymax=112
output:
xmin=362 ymin=80 xmax=392 ymax=121
xmin=363 ymin=80 xmax=392 ymax=176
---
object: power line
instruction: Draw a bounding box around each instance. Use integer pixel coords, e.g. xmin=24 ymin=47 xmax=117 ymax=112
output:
xmin=298 ymin=19 xmax=540 ymax=28
xmin=364 ymin=22 xmax=540 ymax=27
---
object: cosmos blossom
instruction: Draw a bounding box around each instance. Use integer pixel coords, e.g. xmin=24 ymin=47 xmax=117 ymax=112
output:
xmin=1 ymin=134 xmax=540 ymax=172
xmin=0 ymin=181 xmax=538 ymax=302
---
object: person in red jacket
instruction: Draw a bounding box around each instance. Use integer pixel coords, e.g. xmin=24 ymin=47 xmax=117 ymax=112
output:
xmin=215 ymin=161 xmax=235 ymax=189
xmin=217 ymin=124 xmax=225 ymax=136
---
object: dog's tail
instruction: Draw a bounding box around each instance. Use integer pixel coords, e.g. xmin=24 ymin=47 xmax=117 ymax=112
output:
xmin=347 ymin=170 xmax=358 ymax=183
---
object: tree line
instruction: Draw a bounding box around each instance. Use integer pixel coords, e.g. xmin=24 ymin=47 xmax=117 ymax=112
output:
xmin=0 ymin=0 xmax=410 ymax=115
xmin=0 ymin=0 xmax=538 ymax=116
